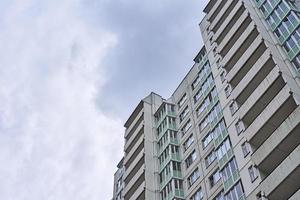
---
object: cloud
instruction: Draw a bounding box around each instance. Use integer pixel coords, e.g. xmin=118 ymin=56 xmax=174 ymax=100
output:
xmin=0 ymin=0 xmax=123 ymax=200
xmin=90 ymin=0 xmax=205 ymax=118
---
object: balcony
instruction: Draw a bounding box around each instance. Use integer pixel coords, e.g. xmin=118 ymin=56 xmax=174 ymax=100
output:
xmin=278 ymin=18 xmax=300 ymax=45
xmin=257 ymin=145 xmax=300 ymax=200
xmin=246 ymin=86 xmax=297 ymax=148
xmin=124 ymin=178 xmax=145 ymax=200
xmin=155 ymin=110 xmax=176 ymax=128
xmin=206 ymin=0 xmax=225 ymax=22
xmin=232 ymin=52 xmax=274 ymax=105
xmin=158 ymin=123 xmax=177 ymax=141
xmin=226 ymin=40 xmax=268 ymax=91
xmin=125 ymin=111 xmax=144 ymax=141
xmin=164 ymin=189 xmax=184 ymax=200
xmin=210 ymin=112 xmax=223 ymax=130
xmin=289 ymin=189 xmax=300 ymax=200
xmin=223 ymin=170 xmax=240 ymax=193
xmin=218 ymin=148 xmax=234 ymax=170
xmin=158 ymin=137 xmax=180 ymax=155
xmin=223 ymin=29 xmax=260 ymax=73
xmin=214 ymin=129 xmax=228 ymax=148
xmin=211 ymin=0 xmax=239 ymax=33
xmin=125 ymin=122 xmax=144 ymax=153
xmin=124 ymin=148 xmax=144 ymax=180
xmin=270 ymin=5 xmax=290 ymax=31
xmin=124 ymin=138 xmax=144 ymax=169
xmin=159 ymin=153 xmax=181 ymax=172
xmin=197 ymin=95 xmax=219 ymax=122
xmin=193 ymin=83 xmax=214 ymax=110
xmin=219 ymin=13 xmax=251 ymax=57
xmin=124 ymin=169 xmax=145 ymax=200
xmin=261 ymin=0 xmax=280 ymax=19
xmin=214 ymin=0 xmax=244 ymax=45
xmin=287 ymin=39 xmax=300 ymax=61
xmin=239 ymin=69 xmax=284 ymax=125
xmin=252 ymin=106 xmax=300 ymax=176
xmin=123 ymin=164 xmax=145 ymax=196
xmin=159 ymin=170 xmax=182 ymax=190
xmin=255 ymin=0 xmax=266 ymax=8
xmin=217 ymin=6 xmax=247 ymax=47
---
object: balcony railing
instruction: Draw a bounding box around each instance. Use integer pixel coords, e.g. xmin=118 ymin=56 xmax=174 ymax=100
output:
xmin=223 ymin=170 xmax=240 ymax=192
xmin=164 ymin=189 xmax=184 ymax=200
xmin=255 ymin=0 xmax=266 ymax=8
xmin=159 ymin=153 xmax=181 ymax=172
xmin=270 ymin=6 xmax=290 ymax=31
xmin=159 ymin=170 xmax=182 ymax=190
xmin=156 ymin=111 xmax=176 ymax=127
xmin=158 ymin=138 xmax=180 ymax=155
xmin=157 ymin=123 xmax=177 ymax=141
xmin=262 ymin=0 xmax=280 ymax=18
xmin=287 ymin=39 xmax=300 ymax=60
xmin=278 ymin=19 xmax=300 ymax=44
xmin=214 ymin=129 xmax=228 ymax=148
xmin=210 ymin=112 xmax=223 ymax=129
xmin=218 ymin=148 xmax=234 ymax=170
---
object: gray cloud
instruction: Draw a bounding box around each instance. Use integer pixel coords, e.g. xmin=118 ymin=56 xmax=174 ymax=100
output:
xmin=86 ymin=0 xmax=206 ymax=118
xmin=0 ymin=0 xmax=207 ymax=199
xmin=0 ymin=0 xmax=123 ymax=200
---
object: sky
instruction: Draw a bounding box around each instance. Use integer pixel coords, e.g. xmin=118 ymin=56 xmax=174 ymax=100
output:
xmin=0 ymin=0 xmax=206 ymax=199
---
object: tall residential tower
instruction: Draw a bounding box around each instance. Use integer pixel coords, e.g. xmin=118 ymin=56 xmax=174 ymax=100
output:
xmin=112 ymin=0 xmax=300 ymax=199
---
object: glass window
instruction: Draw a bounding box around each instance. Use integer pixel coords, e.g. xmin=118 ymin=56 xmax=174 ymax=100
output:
xmin=186 ymin=150 xmax=197 ymax=168
xmin=178 ymin=93 xmax=187 ymax=108
xmin=183 ymin=134 xmax=194 ymax=151
xmin=187 ymin=168 xmax=200 ymax=188
xmin=248 ymin=165 xmax=258 ymax=182
xmin=209 ymin=169 xmax=221 ymax=188
xmin=205 ymin=150 xmax=216 ymax=167
xmin=241 ymin=141 xmax=251 ymax=157
xmin=190 ymin=188 xmax=203 ymax=200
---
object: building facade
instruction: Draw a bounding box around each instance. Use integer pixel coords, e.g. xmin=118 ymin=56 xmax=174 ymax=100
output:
xmin=112 ymin=0 xmax=300 ymax=199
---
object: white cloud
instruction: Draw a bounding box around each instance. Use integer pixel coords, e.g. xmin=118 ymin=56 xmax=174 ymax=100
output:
xmin=0 ymin=0 xmax=123 ymax=199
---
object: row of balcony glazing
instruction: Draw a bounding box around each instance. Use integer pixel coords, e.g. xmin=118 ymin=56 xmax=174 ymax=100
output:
xmin=179 ymin=51 xmax=245 ymax=199
xmin=155 ymin=103 xmax=184 ymax=200
xmin=255 ymin=0 xmax=300 ymax=72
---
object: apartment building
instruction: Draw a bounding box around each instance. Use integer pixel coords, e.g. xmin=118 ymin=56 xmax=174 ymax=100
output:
xmin=112 ymin=0 xmax=300 ymax=199
xmin=112 ymin=158 xmax=125 ymax=200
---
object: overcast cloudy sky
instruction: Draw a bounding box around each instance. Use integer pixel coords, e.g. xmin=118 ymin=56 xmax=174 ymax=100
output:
xmin=0 ymin=0 xmax=206 ymax=199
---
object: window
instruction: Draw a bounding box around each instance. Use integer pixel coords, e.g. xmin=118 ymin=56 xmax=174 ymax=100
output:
xmin=221 ymin=158 xmax=238 ymax=182
xmin=190 ymin=188 xmax=203 ymax=200
xmin=178 ymin=93 xmax=187 ymax=109
xmin=209 ymin=169 xmax=221 ymax=188
xmin=117 ymin=178 xmax=122 ymax=190
xmin=181 ymin=119 xmax=192 ymax=136
xmin=202 ymin=131 xmax=214 ymax=149
xmin=248 ymin=165 xmax=258 ymax=182
xmin=235 ymin=120 xmax=245 ymax=135
xmin=196 ymin=95 xmax=211 ymax=117
xmin=229 ymin=101 xmax=238 ymax=115
xmin=212 ymin=120 xmax=226 ymax=139
xmin=187 ymin=168 xmax=200 ymax=188
xmin=241 ymin=142 xmax=251 ymax=157
xmin=199 ymin=116 xmax=209 ymax=131
xmin=179 ymin=106 xmax=189 ymax=122
xmin=216 ymin=138 xmax=231 ymax=160
xmin=220 ymin=71 xmax=226 ymax=83
xmin=186 ymin=150 xmax=197 ymax=168
xmin=224 ymin=84 xmax=232 ymax=97
xmin=183 ymin=134 xmax=194 ymax=151
xmin=214 ymin=192 xmax=224 ymax=200
xmin=194 ymin=88 xmax=202 ymax=103
xmin=205 ymin=150 xmax=216 ymax=167
xmin=224 ymin=181 xmax=244 ymax=200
